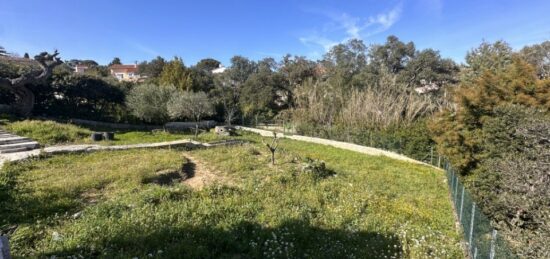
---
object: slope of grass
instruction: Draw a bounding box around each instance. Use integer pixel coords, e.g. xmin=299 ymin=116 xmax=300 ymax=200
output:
xmin=0 ymin=132 xmax=463 ymax=258
xmin=3 ymin=120 xmax=92 ymax=145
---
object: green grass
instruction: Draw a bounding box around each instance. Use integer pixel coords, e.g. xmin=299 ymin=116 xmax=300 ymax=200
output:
xmin=2 ymin=119 xmax=225 ymax=146
xmin=0 ymin=132 xmax=463 ymax=258
xmin=3 ymin=120 xmax=92 ymax=145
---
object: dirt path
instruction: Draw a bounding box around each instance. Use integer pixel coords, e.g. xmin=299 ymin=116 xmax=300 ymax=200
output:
xmin=182 ymin=153 xmax=225 ymax=190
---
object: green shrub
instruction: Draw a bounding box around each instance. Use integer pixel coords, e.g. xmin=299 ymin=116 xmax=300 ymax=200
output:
xmin=301 ymin=157 xmax=334 ymax=179
xmin=4 ymin=120 xmax=92 ymax=145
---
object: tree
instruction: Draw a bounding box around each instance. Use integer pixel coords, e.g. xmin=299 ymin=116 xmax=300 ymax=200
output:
xmin=227 ymin=56 xmax=257 ymax=86
xmin=461 ymin=40 xmax=513 ymax=82
xmin=108 ymin=57 xmax=122 ymax=66
xmin=167 ymin=91 xmax=214 ymax=137
xmin=126 ymin=84 xmax=176 ymax=123
xmin=398 ymin=49 xmax=459 ymax=89
xmin=159 ymin=57 xmax=193 ymax=91
xmin=368 ymin=36 xmax=415 ymax=74
xmin=0 ymin=51 xmax=62 ymax=115
xmin=520 ymin=41 xmax=550 ymax=79
xmin=138 ymin=56 xmax=166 ymax=79
xmin=23 ymin=53 xmax=30 ymax=59
xmin=239 ymin=70 xmax=279 ymax=125
xmin=430 ymin=56 xmax=549 ymax=172
xmin=32 ymin=73 xmax=126 ymax=120
xmin=212 ymin=73 xmax=240 ymax=125
xmin=278 ymin=55 xmax=316 ymax=108
xmin=468 ymin=105 xmax=550 ymax=258
xmin=323 ymin=39 xmax=367 ymax=88
xmin=194 ymin=58 xmax=221 ymax=72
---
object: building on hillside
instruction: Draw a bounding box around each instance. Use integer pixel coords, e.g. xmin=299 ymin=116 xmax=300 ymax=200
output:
xmin=212 ymin=65 xmax=227 ymax=74
xmin=109 ymin=64 xmax=141 ymax=81
xmin=414 ymin=80 xmax=440 ymax=94
xmin=73 ymin=64 xmax=89 ymax=74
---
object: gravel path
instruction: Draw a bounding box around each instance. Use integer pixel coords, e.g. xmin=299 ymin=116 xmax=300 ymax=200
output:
xmin=235 ymin=126 xmax=431 ymax=166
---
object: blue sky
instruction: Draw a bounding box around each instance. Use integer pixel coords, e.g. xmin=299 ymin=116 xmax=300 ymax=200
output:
xmin=1 ymin=0 xmax=548 ymax=66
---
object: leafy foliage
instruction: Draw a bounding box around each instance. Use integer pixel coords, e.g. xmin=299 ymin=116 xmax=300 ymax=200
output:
xmin=126 ymin=84 xmax=176 ymax=123
xmin=159 ymin=57 xmax=193 ymax=91
xmin=471 ymin=106 xmax=550 ymax=258
xmin=430 ymin=57 xmax=549 ymax=172
xmin=167 ymin=91 xmax=214 ymax=122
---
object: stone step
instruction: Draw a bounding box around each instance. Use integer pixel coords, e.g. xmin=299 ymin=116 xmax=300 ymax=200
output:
xmin=0 ymin=146 xmax=37 ymax=154
xmin=0 ymin=141 xmax=40 ymax=152
xmin=0 ymin=136 xmax=33 ymax=145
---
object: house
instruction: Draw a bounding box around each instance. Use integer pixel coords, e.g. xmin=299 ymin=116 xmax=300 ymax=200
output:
xmin=109 ymin=64 xmax=140 ymax=81
xmin=73 ymin=64 xmax=89 ymax=74
xmin=212 ymin=65 xmax=227 ymax=74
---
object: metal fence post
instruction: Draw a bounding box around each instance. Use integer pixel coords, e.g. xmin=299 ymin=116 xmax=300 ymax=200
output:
xmin=455 ymin=176 xmax=458 ymax=201
xmin=459 ymin=186 xmax=465 ymax=221
xmin=469 ymin=203 xmax=476 ymax=253
xmin=430 ymin=146 xmax=434 ymax=164
xmin=490 ymin=229 xmax=497 ymax=259
xmin=450 ymin=172 xmax=455 ymax=191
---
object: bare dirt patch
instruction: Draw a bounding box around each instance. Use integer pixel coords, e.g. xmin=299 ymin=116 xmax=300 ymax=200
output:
xmin=182 ymin=154 xmax=224 ymax=190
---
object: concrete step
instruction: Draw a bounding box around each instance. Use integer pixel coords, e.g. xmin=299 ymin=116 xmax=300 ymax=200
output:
xmin=0 ymin=141 xmax=40 ymax=152
xmin=0 ymin=136 xmax=33 ymax=145
xmin=0 ymin=146 xmax=38 ymax=154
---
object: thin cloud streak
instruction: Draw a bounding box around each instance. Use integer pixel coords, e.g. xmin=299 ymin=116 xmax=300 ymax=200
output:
xmin=299 ymin=3 xmax=403 ymax=54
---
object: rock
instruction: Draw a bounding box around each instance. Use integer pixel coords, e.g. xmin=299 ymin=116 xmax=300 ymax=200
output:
xmin=72 ymin=211 xmax=83 ymax=219
xmin=164 ymin=121 xmax=216 ymax=132
xmin=215 ymin=126 xmax=235 ymax=136
xmin=90 ymin=132 xmax=103 ymax=141
xmin=102 ymin=132 xmax=114 ymax=141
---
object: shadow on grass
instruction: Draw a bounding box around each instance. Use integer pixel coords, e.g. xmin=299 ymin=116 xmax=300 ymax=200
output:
xmin=44 ymin=220 xmax=403 ymax=258
xmin=1 ymin=160 xmax=92 ymax=232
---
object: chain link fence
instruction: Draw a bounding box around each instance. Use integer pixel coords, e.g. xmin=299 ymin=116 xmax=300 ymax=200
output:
xmin=245 ymin=121 xmax=518 ymax=258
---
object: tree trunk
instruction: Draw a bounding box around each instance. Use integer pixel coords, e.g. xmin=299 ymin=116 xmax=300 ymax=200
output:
xmin=12 ymin=86 xmax=35 ymax=116
xmin=194 ymin=123 xmax=199 ymax=139
xmin=271 ymin=150 xmax=275 ymax=165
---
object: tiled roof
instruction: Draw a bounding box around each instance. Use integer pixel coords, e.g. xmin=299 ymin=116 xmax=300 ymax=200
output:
xmin=110 ymin=64 xmax=138 ymax=72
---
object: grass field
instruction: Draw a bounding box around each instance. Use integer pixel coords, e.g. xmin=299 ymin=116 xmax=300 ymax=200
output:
xmin=1 ymin=119 xmax=223 ymax=146
xmin=0 ymin=130 xmax=463 ymax=258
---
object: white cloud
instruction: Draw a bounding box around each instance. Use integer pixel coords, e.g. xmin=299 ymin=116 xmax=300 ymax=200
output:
xmin=299 ymin=3 xmax=403 ymax=53
xmin=368 ymin=5 xmax=402 ymax=30
xmin=299 ymin=35 xmax=337 ymax=51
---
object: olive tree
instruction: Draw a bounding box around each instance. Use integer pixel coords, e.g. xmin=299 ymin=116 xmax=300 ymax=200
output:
xmin=167 ymin=91 xmax=214 ymax=137
xmin=126 ymin=84 xmax=176 ymax=123
xmin=0 ymin=51 xmax=62 ymax=115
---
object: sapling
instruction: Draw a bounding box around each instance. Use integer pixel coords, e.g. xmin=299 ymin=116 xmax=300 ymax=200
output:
xmin=262 ymin=132 xmax=279 ymax=165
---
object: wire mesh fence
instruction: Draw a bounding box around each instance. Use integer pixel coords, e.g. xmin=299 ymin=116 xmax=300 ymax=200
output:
xmin=445 ymin=163 xmax=517 ymax=259
xmin=244 ymin=121 xmax=518 ymax=258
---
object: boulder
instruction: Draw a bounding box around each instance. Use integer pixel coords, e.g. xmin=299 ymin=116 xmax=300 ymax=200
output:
xmin=215 ymin=126 xmax=236 ymax=136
